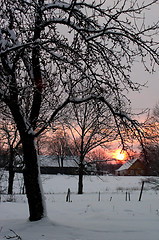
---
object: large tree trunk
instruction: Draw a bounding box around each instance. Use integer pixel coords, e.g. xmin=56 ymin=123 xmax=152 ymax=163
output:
xmin=7 ymin=104 xmax=45 ymax=221
xmin=8 ymin=169 xmax=15 ymax=195
xmin=8 ymin=148 xmax=15 ymax=194
xmin=22 ymin=133 xmax=46 ymax=221
xmin=7 ymin=102 xmax=46 ymax=221
xmin=78 ymin=162 xmax=84 ymax=194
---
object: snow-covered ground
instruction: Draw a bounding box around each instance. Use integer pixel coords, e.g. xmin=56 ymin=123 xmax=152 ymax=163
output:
xmin=0 ymin=174 xmax=159 ymax=240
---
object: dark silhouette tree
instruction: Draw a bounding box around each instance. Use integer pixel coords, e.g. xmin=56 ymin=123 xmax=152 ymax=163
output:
xmin=63 ymin=101 xmax=117 ymax=194
xmin=0 ymin=105 xmax=20 ymax=194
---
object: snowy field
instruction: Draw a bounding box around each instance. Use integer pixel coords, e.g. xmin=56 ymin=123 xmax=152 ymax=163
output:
xmin=0 ymin=174 xmax=159 ymax=240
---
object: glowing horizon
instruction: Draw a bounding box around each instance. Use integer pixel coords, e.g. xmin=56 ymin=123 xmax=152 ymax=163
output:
xmin=113 ymin=149 xmax=127 ymax=162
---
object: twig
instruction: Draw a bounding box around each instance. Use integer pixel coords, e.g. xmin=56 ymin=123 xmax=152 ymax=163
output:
xmin=5 ymin=229 xmax=22 ymax=240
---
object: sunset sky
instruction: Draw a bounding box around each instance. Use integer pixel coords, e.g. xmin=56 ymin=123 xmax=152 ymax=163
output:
xmin=128 ymin=2 xmax=159 ymax=115
xmin=130 ymin=65 xmax=159 ymax=114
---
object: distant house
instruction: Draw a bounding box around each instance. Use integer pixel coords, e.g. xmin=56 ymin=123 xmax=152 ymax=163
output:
xmin=39 ymin=155 xmax=80 ymax=175
xmin=115 ymin=159 xmax=147 ymax=176
xmin=40 ymin=155 xmax=96 ymax=175
xmin=13 ymin=155 xmax=96 ymax=175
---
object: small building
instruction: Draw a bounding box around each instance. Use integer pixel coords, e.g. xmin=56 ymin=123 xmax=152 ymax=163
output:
xmin=39 ymin=155 xmax=96 ymax=175
xmin=39 ymin=155 xmax=80 ymax=175
xmin=13 ymin=155 xmax=96 ymax=175
xmin=115 ymin=159 xmax=146 ymax=176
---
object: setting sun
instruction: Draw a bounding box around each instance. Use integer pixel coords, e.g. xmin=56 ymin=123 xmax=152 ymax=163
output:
xmin=115 ymin=149 xmax=126 ymax=161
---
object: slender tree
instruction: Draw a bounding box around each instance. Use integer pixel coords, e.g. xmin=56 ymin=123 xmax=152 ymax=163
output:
xmin=1 ymin=124 xmax=18 ymax=194
xmin=0 ymin=0 xmax=158 ymax=221
xmin=63 ymin=101 xmax=117 ymax=194
xmin=0 ymin=105 xmax=20 ymax=194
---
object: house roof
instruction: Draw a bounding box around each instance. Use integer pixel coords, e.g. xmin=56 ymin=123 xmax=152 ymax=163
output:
xmin=39 ymin=155 xmax=80 ymax=168
xmin=116 ymin=159 xmax=138 ymax=172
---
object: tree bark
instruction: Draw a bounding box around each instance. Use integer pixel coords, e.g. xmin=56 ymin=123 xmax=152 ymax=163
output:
xmin=22 ymin=133 xmax=45 ymax=221
xmin=78 ymin=162 xmax=84 ymax=194
xmin=8 ymin=148 xmax=15 ymax=194
xmin=6 ymin=101 xmax=46 ymax=221
xmin=8 ymin=170 xmax=15 ymax=195
xmin=8 ymin=170 xmax=15 ymax=194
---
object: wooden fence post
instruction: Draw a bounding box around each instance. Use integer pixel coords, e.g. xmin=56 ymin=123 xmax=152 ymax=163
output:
xmin=125 ymin=191 xmax=127 ymax=201
xmin=128 ymin=192 xmax=131 ymax=201
xmin=66 ymin=188 xmax=71 ymax=202
xmin=139 ymin=181 xmax=144 ymax=201
xmin=125 ymin=192 xmax=131 ymax=201
xmin=98 ymin=191 xmax=101 ymax=201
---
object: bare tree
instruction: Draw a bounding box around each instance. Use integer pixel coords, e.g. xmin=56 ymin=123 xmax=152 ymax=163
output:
xmin=1 ymin=124 xmax=18 ymax=194
xmin=38 ymin=130 xmax=73 ymax=168
xmin=0 ymin=104 xmax=20 ymax=194
xmin=0 ymin=142 xmax=8 ymax=168
xmin=140 ymin=103 xmax=159 ymax=175
xmin=63 ymin=101 xmax=117 ymax=194
xmin=0 ymin=0 xmax=158 ymax=221
xmin=47 ymin=131 xmax=72 ymax=157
